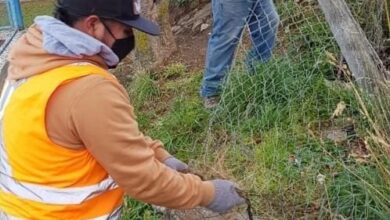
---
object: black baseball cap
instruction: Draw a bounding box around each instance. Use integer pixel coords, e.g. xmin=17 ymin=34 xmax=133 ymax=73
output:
xmin=57 ymin=0 xmax=160 ymax=35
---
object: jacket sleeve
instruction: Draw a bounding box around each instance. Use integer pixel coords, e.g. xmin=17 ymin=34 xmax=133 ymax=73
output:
xmin=144 ymin=135 xmax=171 ymax=162
xmin=69 ymin=77 xmax=214 ymax=208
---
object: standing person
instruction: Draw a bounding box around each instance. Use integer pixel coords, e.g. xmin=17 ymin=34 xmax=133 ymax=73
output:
xmin=201 ymin=0 xmax=279 ymax=108
xmin=0 ymin=0 xmax=245 ymax=219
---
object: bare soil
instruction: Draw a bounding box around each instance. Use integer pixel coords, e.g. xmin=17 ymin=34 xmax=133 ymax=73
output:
xmin=170 ymin=30 xmax=210 ymax=70
xmin=168 ymin=1 xmax=212 ymax=71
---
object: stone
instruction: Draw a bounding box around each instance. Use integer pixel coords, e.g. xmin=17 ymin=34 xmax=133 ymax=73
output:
xmin=192 ymin=20 xmax=203 ymax=32
xmin=191 ymin=3 xmax=211 ymax=23
xmin=172 ymin=25 xmax=182 ymax=33
xmin=200 ymin=23 xmax=210 ymax=32
xmin=325 ymin=130 xmax=348 ymax=142
xmin=177 ymin=3 xmax=211 ymax=29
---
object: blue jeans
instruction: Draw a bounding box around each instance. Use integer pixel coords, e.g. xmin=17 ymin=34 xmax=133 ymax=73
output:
xmin=201 ymin=0 xmax=279 ymax=98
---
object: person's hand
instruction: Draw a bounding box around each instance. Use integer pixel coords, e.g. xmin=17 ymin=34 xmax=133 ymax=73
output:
xmin=206 ymin=179 xmax=246 ymax=213
xmin=163 ymin=156 xmax=189 ymax=172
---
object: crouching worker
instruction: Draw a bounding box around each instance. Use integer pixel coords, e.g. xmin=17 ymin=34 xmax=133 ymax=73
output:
xmin=0 ymin=0 xmax=244 ymax=219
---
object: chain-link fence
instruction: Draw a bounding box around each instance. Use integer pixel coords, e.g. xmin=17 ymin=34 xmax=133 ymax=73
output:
xmin=0 ymin=0 xmax=12 ymax=29
xmin=118 ymin=0 xmax=389 ymax=218
xmin=192 ymin=0 xmax=390 ymax=219
xmin=0 ymin=0 xmax=24 ymax=60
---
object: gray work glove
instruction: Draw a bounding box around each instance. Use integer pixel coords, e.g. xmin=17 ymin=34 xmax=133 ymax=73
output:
xmin=206 ymin=179 xmax=246 ymax=213
xmin=163 ymin=156 xmax=189 ymax=172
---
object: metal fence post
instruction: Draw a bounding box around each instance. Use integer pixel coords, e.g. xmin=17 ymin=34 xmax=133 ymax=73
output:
xmin=7 ymin=0 xmax=24 ymax=30
xmin=5 ymin=0 xmax=12 ymax=28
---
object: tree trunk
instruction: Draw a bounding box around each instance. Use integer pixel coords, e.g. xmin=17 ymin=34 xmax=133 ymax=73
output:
xmin=135 ymin=0 xmax=177 ymax=71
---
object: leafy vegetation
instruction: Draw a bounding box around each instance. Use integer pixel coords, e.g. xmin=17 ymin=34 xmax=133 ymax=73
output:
xmin=21 ymin=0 xmax=55 ymax=27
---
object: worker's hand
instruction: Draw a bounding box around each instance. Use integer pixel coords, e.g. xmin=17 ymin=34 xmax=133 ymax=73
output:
xmin=206 ymin=180 xmax=246 ymax=213
xmin=163 ymin=156 xmax=189 ymax=172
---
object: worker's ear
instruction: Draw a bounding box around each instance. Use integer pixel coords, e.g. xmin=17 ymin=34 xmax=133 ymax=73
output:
xmin=82 ymin=15 xmax=106 ymax=42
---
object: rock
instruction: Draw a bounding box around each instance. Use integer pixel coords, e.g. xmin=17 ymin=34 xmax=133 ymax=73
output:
xmin=191 ymin=3 xmax=211 ymax=23
xmin=325 ymin=130 xmax=348 ymax=142
xmin=177 ymin=3 xmax=212 ymax=30
xmin=176 ymin=14 xmax=192 ymax=27
xmin=316 ymin=174 xmax=326 ymax=185
xmin=172 ymin=25 xmax=182 ymax=33
xmin=175 ymin=27 xmax=185 ymax=35
xmin=172 ymin=3 xmax=212 ymax=34
xmin=192 ymin=20 xmax=203 ymax=32
xmin=200 ymin=23 xmax=210 ymax=32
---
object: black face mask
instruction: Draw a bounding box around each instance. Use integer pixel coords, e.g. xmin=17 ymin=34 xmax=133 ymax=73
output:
xmin=111 ymin=35 xmax=135 ymax=62
xmin=101 ymin=20 xmax=135 ymax=68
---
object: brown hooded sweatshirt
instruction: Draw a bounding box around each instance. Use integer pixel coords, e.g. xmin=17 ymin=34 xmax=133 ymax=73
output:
xmin=6 ymin=25 xmax=214 ymax=208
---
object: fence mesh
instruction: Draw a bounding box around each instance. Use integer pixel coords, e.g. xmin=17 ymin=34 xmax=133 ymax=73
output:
xmin=121 ymin=0 xmax=390 ymax=219
xmin=195 ymin=0 xmax=390 ymax=219
xmin=0 ymin=1 xmax=11 ymax=28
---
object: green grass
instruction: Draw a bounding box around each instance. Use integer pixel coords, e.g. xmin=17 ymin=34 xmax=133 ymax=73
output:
xmin=161 ymin=63 xmax=186 ymax=80
xmin=324 ymin=166 xmax=390 ymax=219
xmin=215 ymin=55 xmax=346 ymax=130
xmin=128 ymin=72 xmax=160 ymax=108
xmin=209 ymin=60 xmax=378 ymax=218
xmin=126 ymin=58 xmax=355 ymax=218
xmin=22 ymin=0 xmax=55 ymax=27
xmin=0 ymin=0 xmax=54 ymax=29
xmin=0 ymin=3 xmax=10 ymax=27
xmin=121 ymin=198 xmax=161 ymax=220
xmin=121 ymin=65 xmax=209 ymax=219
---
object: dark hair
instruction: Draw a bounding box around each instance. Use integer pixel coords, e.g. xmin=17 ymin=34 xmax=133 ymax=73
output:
xmin=53 ymin=5 xmax=84 ymax=26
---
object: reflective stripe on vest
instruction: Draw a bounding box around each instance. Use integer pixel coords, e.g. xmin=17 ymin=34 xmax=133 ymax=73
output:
xmin=0 ymin=206 xmax=122 ymax=220
xmin=0 ymin=63 xmax=124 ymax=219
xmin=0 ymin=209 xmax=22 ymax=220
xmin=0 ymin=172 xmax=118 ymax=205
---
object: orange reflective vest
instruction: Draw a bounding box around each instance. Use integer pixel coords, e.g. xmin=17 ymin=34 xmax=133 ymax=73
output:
xmin=0 ymin=64 xmax=124 ymax=220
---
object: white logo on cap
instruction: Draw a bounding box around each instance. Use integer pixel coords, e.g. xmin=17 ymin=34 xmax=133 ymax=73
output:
xmin=133 ymin=0 xmax=141 ymax=15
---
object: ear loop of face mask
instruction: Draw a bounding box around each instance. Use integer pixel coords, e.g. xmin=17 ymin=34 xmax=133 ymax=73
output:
xmin=100 ymin=19 xmax=118 ymax=41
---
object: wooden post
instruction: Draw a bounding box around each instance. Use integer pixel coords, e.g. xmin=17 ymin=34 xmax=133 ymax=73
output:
xmin=318 ymin=0 xmax=388 ymax=92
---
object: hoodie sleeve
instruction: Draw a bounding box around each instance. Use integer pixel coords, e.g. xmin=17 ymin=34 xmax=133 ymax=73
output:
xmin=144 ymin=136 xmax=171 ymax=162
xmin=67 ymin=76 xmax=214 ymax=208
